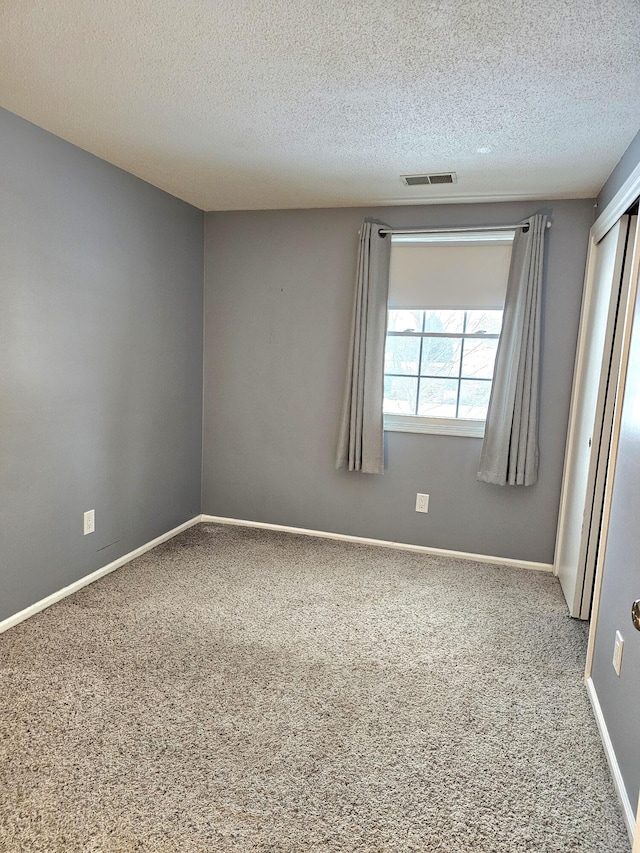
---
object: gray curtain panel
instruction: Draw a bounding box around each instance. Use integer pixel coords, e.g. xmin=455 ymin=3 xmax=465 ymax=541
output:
xmin=477 ymin=213 xmax=547 ymax=486
xmin=336 ymin=219 xmax=391 ymax=473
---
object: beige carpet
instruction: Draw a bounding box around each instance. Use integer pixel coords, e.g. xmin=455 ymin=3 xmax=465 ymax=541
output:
xmin=0 ymin=523 xmax=630 ymax=852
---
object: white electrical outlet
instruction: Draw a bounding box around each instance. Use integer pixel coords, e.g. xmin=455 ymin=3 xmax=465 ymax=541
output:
xmin=612 ymin=630 xmax=624 ymax=676
xmin=83 ymin=509 xmax=95 ymax=536
xmin=415 ymin=493 xmax=430 ymax=513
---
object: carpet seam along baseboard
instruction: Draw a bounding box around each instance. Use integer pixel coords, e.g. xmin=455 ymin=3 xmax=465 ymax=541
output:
xmin=200 ymin=514 xmax=554 ymax=573
xmin=0 ymin=516 xmax=202 ymax=635
xmin=0 ymin=514 xmax=553 ymax=634
xmin=1 ymin=514 xmax=553 ymax=635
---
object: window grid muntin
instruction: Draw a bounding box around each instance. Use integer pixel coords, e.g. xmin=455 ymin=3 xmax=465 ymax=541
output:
xmin=415 ymin=310 xmax=426 ymax=418
xmin=384 ymin=309 xmax=501 ymax=419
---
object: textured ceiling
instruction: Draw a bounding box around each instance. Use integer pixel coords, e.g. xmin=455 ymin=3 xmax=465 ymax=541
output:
xmin=1 ymin=0 xmax=639 ymax=211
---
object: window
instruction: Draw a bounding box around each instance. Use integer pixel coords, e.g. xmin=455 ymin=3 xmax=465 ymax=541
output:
xmin=384 ymin=307 xmax=503 ymax=434
xmin=383 ymin=233 xmax=513 ymax=437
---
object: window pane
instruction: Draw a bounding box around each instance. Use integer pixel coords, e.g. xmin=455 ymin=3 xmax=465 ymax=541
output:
xmin=424 ymin=310 xmax=464 ymax=334
xmin=465 ymin=310 xmax=503 ymax=335
xmin=458 ymin=379 xmax=492 ymax=419
xmin=387 ymin=310 xmax=423 ymax=333
xmin=461 ymin=338 xmax=499 ymax=379
xmin=384 ymin=376 xmax=418 ymax=414
xmin=420 ymin=336 xmax=462 ymax=377
xmin=417 ymin=378 xmax=458 ymax=418
xmin=385 ymin=335 xmax=420 ymax=374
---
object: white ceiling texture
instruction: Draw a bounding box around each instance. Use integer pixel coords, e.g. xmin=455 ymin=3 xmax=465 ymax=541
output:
xmin=1 ymin=0 xmax=639 ymax=211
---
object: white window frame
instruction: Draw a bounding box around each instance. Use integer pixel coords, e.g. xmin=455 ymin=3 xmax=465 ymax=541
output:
xmin=384 ymin=413 xmax=486 ymax=438
xmin=383 ymin=231 xmax=513 ymax=439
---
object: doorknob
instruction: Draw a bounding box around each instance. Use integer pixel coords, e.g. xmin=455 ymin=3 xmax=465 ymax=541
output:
xmin=632 ymin=600 xmax=640 ymax=631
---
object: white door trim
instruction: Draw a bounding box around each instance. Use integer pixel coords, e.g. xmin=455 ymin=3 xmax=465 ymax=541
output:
xmin=593 ymin=159 xmax=640 ymax=243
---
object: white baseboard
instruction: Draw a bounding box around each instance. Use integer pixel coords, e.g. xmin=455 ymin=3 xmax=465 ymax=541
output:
xmin=1 ymin=512 xmax=552 ymax=637
xmin=0 ymin=515 xmax=202 ymax=635
xmin=586 ymin=676 xmax=635 ymax=842
xmin=200 ymin=515 xmax=553 ymax=572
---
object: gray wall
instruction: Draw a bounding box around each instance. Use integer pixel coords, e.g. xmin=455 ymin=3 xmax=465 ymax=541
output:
xmin=590 ymin=128 xmax=640 ymax=826
xmin=202 ymin=199 xmax=594 ymax=564
xmin=0 ymin=108 xmax=204 ymax=622
xmin=597 ymin=128 xmax=640 ymax=214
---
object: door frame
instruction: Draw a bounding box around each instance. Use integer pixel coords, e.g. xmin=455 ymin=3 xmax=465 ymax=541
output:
xmin=579 ymin=216 xmax=637 ymax=619
xmin=582 ymin=217 xmax=640 ymax=844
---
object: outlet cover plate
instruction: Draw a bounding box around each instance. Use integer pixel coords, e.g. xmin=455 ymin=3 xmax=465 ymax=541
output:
xmin=415 ymin=493 xmax=430 ymax=513
xmin=83 ymin=509 xmax=95 ymax=536
xmin=612 ymin=630 xmax=624 ymax=676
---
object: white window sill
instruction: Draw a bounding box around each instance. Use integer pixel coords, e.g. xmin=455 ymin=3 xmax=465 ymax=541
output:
xmin=384 ymin=414 xmax=486 ymax=438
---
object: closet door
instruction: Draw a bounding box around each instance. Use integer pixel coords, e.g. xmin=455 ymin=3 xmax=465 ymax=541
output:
xmin=555 ymin=217 xmax=630 ymax=617
xmin=578 ymin=215 xmax=638 ymax=619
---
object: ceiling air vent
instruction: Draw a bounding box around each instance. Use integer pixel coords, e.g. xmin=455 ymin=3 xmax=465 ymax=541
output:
xmin=401 ymin=172 xmax=457 ymax=186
